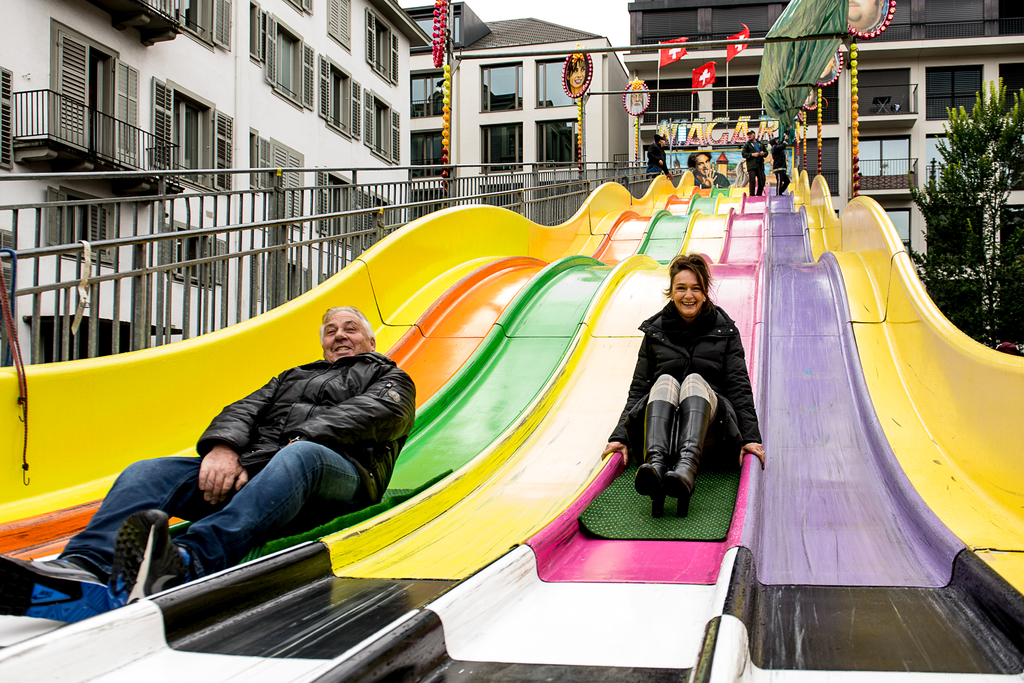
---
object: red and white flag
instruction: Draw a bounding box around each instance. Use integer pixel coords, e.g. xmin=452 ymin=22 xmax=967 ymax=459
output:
xmin=693 ymin=61 xmax=717 ymax=88
xmin=659 ymin=37 xmax=688 ymax=68
xmin=727 ymin=24 xmax=749 ymax=62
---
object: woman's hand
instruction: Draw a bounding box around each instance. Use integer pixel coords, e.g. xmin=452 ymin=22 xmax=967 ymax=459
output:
xmin=740 ymin=442 xmax=766 ymax=470
xmin=602 ymin=442 xmax=629 ymax=467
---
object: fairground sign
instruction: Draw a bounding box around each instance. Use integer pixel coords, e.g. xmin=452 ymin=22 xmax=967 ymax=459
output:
xmin=657 ymin=116 xmax=783 ymax=147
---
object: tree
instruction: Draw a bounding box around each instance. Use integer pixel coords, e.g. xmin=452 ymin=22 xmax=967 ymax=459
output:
xmin=910 ymin=80 xmax=1024 ymax=346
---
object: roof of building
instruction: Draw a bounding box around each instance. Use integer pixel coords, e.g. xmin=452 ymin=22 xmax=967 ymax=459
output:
xmin=465 ymin=17 xmax=601 ymax=49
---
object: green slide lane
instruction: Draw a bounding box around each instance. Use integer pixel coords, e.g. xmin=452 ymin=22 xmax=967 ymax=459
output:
xmin=388 ymin=254 xmax=612 ymax=489
xmin=640 ymin=209 xmax=692 ymax=263
xmin=688 ymin=195 xmax=718 ymax=215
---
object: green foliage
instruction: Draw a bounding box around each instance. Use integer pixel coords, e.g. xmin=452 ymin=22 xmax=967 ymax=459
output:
xmin=909 ymin=80 xmax=1024 ymax=346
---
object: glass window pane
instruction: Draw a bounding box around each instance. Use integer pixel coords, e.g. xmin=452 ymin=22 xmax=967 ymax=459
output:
xmin=882 ymin=138 xmax=909 ymax=159
xmin=886 ymin=209 xmax=911 ymax=247
xmin=484 ymin=65 xmax=521 ymax=111
xmin=539 ymin=62 xmax=572 ymax=108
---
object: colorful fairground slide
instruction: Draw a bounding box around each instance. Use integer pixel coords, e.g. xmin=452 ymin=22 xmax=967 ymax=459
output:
xmin=1 ymin=0 xmax=1023 ymax=680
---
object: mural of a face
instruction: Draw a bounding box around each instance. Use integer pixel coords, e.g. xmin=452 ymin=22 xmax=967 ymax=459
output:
xmin=568 ymin=58 xmax=588 ymax=97
xmin=848 ymin=0 xmax=885 ymax=33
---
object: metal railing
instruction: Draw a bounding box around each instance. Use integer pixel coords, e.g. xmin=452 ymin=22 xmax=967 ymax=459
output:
xmin=0 ymin=161 xmax=650 ymax=365
xmin=12 ymin=90 xmax=177 ymax=173
xmin=859 ymin=158 xmax=917 ymax=190
xmin=857 ymin=84 xmax=918 ymax=116
xmin=636 ymin=30 xmax=769 ymax=48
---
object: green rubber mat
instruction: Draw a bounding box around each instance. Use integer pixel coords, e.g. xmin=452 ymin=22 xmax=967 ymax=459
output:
xmin=579 ymin=465 xmax=739 ymax=541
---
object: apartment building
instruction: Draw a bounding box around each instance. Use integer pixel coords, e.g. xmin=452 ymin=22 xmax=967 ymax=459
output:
xmin=624 ymin=0 xmax=1024 ymax=250
xmin=404 ymin=3 xmax=630 ymax=175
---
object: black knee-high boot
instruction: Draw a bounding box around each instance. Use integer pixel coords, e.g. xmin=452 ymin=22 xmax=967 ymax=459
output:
xmin=634 ymin=399 xmax=675 ymax=517
xmin=663 ymin=395 xmax=712 ymax=517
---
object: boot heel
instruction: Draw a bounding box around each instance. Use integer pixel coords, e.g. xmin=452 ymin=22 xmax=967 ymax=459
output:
xmin=652 ymin=494 xmax=665 ymax=518
xmin=675 ymin=489 xmax=691 ymax=518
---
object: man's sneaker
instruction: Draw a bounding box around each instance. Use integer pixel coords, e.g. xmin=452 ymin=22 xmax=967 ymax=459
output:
xmin=0 ymin=555 xmax=113 ymax=622
xmin=109 ymin=510 xmax=189 ymax=605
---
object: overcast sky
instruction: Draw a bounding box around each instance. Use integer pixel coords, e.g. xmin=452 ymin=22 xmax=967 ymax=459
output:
xmin=398 ymin=0 xmax=633 ymax=50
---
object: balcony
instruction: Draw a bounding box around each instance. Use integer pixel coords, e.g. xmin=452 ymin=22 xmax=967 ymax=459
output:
xmin=83 ymin=0 xmax=180 ymax=45
xmin=13 ymin=90 xmax=176 ymax=183
xmin=859 ymin=158 xmax=917 ymax=193
xmin=857 ymin=84 xmax=918 ymax=130
xmin=874 ymin=19 xmax=1024 ymax=42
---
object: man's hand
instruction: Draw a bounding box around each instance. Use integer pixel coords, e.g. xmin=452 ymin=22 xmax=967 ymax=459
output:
xmin=740 ymin=442 xmax=766 ymax=470
xmin=199 ymin=444 xmax=249 ymax=505
xmin=601 ymin=442 xmax=629 ymax=467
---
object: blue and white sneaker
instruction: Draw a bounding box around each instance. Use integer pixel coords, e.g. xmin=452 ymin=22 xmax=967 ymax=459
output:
xmin=109 ymin=510 xmax=189 ymax=605
xmin=0 ymin=556 xmax=113 ymax=622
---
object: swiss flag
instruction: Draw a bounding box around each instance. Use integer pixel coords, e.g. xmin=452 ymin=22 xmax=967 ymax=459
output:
xmin=727 ymin=24 xmax=750 ymax=62
xmin=659 ymin=37 xmax=688 ymax=68
xmin=693 ymin=61 xmax=717 ymax=88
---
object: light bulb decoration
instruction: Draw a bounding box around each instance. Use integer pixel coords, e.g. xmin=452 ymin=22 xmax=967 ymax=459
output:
xmin=851 ymin=42 xmax=860 ymax=196
xmin=817 ymin=87 xmax=823 ymax=177
xmin=577 ymin=96 xmax=584 ymax=166
xmin=441 ymin=64 xmax=452 ymax=183
xmin=623 ymin=78 xmax=650 ymax=116
xmin=431 ymin=0 xmax=449 ymax=68
xmin=849 ymin=0 xmax=896 ymax=40
xmin=562 ymin=51 xmax=593 ymax=100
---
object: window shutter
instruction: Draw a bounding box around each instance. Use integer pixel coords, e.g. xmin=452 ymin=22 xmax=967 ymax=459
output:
xmin=115 ymin=62 xmax=140 ymax=126
xmin=56 ymin=30 xmax=88 ymax=147
xmin=258 ymin=135 xmax=271 ymax=187
xmin=351 ymin=81 xmax=361 ymax=140
xmin=302 ymin=0 xmax=313 ymax=12
xmin=214 ymin=111 xmax=233 ymax=190
xmin=391 ymin=110 xmax=400 ymax=163
xmin=390 ymin=32 xmax=399 ymax=84
xmin=215 ymin=238 xmax=228 ymax=285
xmin=258 ymin=8 xmax=267 ymax=61
xmin=364 ymin=90 xmax=374 ymax=148
xmin=89 ymin=204 xmax=114 ymax=265
xmin=1 ymin=230 xmax=12 ymax=297
xmin=329 ymin=0 xmax=350 ymax=49
xmin=213 ymin=0 xmax=232 ymax=49
xmin=365 ymin=9 xmax=376 ymax=66
xmin=265 ymin=13 xmax=278 ymax=85
xmin=318 ymin=55 xmax=330 ymax=120
xmin=152 ymin=78 xmax=173 ymax=169
xmin=46 ymin=187 xmax=65 ymax=246
xmin=302 ymin=43 xmax=315 ymax=109
xmin=1 ymin=67 xmax=13 ymax=170
xmin=316 ymin=170 xmax=328 ymax=214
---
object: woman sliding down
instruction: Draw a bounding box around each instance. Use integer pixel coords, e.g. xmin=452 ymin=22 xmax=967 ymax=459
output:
xmin=601 ymin=254 xmax=765 ymax=517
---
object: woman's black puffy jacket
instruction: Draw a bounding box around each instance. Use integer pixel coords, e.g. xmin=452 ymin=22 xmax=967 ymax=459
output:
xmin=609 ymin=303 xmax=761 ymax=459
xmin=196 ymin=351 xmax=416 ymax=503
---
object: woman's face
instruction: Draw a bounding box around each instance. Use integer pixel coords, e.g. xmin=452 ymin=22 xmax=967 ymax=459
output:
xmin=848 ymin=0 xmax=883 ymax=32
xmin=672 ymin=269 xmax=706 ymax=323
xmin=570 ymin=63 xmax=586 ymax=89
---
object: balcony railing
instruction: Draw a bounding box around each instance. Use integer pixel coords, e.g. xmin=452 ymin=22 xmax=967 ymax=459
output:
xmin=857 ymin=84 xmax=918 ymax=116
xmin=636 ymin=30 xmax=769 ymax=48
xmin=859 ymin=157 xmax=917 ymax=190
xmin=13 ymin=90 xmax=176 ymax=173
xmin=83 ymin=0 xmax=180 ymax=45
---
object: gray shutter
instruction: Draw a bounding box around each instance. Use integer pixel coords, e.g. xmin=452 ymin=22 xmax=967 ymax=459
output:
xmin=364 ymin=90 xmax=374 ymax=148
xmin=258 ymin=135 xmax=271 ymax=188
xmin=328 ymin=0 xmax=350 ymax=49
xmin=265 ymin=13 xmax=278 ymax=85
xmin=316 ymin=170 xmax=328 ymax=214
xmin=391 ymin=110 xmax=400 ymax=163
xmin=390 ymin=32 xmax=399 ymax=84
xmin=215 ymin=238 xmax=228 ymax=285
xmin=258 ymin=8 xmax=267 ymax=61
xmin=302 ymin=43 xmax=315 ymax=109
xmin=115 ymin=61 xmax=139 ymax=126
xmin=214 ymin=111 xmax=233 ymax=190
xmin=213 ymin=0 xmax=232 ymax=49
xmin=302 ymin=0 xmax=313 ymax=12
xmin=365 ymin=9 xmax=376 ymax=66
xmin=0 ymin=67 xmax=12 ymax=170
xmin=351 ymin=81 xmax=361 ymax=140
xmin=318 ymin=55 xmax=330 ymax=120
xmin=152 ymin=78 xmax=173 ymax=169
xmin=46 ymin=187 xmax=65 ymax=246
xmin=56 ymin=30 xmax=88 ymax=148
xmin=90 ymin=204 xmax=114 ymax=265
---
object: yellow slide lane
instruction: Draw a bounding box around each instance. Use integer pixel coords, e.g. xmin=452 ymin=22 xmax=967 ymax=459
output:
xmin=0 ymin=180 xmax=650 ymax=526
xmin=805 ymin=176 xmax=1024 ymax=591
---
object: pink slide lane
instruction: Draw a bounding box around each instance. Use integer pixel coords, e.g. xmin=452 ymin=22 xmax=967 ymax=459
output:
xmin=527 ymin=200 xmax=766 ymax=585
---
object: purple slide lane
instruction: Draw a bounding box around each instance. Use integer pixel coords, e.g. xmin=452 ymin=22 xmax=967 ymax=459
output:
xmin=739 ymin=205 xmax=963 ymax=587
xmin=528 ymin=200 xmax=766 ymax=584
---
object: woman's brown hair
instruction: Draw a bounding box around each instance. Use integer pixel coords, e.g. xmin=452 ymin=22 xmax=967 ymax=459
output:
xmin=664 ymin=253 xmax=715 ymax=315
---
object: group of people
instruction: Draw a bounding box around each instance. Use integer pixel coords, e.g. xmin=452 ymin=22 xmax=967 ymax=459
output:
xmin=647 ymin=131 xmax=792 ymax=197
xmin=2 ymin=253 xmax=764 ymax=621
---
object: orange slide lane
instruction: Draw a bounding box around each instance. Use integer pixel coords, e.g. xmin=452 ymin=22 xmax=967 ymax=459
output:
xmin=592 ymin=211 xmax=648 ymax=265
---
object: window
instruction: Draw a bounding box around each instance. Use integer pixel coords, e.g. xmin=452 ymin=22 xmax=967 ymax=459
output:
xmin=319 ymin=56 xmax=359 ymax=135
xmin=177 ymin=0 xmax=232 ymax=48
xmin=885 ymin=209 xmax=911 ymax=250
xmin=538 ymin=120 xmax=577 ymax=165
xmin=263 ymin=13 xmax=315 ymax=108
xmin=645 ymin=77 xmax=694 ymax=125
xmin=45 ymin=187 xmax=114 ymax=265
xmin=411 ymin=131 xmax=443 ymax=176
xmin=482 ymin=123 xmax=522 ymax=171
xmin=327 ymin=0 xmax=351 ymax=49
xmin=284 ymin=0 xmax=313 ymax=15
xmin=1 ymin=67 xmax=12 ymax=170
xmin=926 ymin=66 xmax=982 ymax=120
xmin=537 ymin=61 xmax=572 ymax=108
xmin=481 ymin=64 xmax=522 ymax=112
xmin=271 ymin=138 xmax=304 ymax=217
xmin=363 ymin=91 xmax=399 ymax=163
xmin=365 ymin=9 xmax=398 ymax=84
xmin=1000 ymin=63 xmax=1024 ymax=113
xmin=315 ymin=171 xmax=350 ymax=237
xmin=820 ymin=138 xmax=839 ymax=196
xmin=924 ymin=135 xmax=946 ymax=184
xmin=250 ymin=129 xmax=271 ymax=187
xmin=859 ymin=137 xmax=913 ymax=190
xmin=154 ymin=79 xmax=233 ymax=188
xmin=250 ymin=2 xmax=264 ymax=61
xmin=712 ymin=75 xmax=761 ymax=121
xmin=411 ymin=72 xmax=444 ymax=117
xmin=172 ymin=223 xmax=227 ymax=286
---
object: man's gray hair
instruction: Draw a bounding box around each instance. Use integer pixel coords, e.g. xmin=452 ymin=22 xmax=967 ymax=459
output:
xmin=320 ymin=306 xmax=375 ymax=341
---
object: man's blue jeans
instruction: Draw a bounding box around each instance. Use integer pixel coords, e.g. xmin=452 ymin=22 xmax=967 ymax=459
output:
xmin=60 ymin=441 xmax=360 ymax=578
